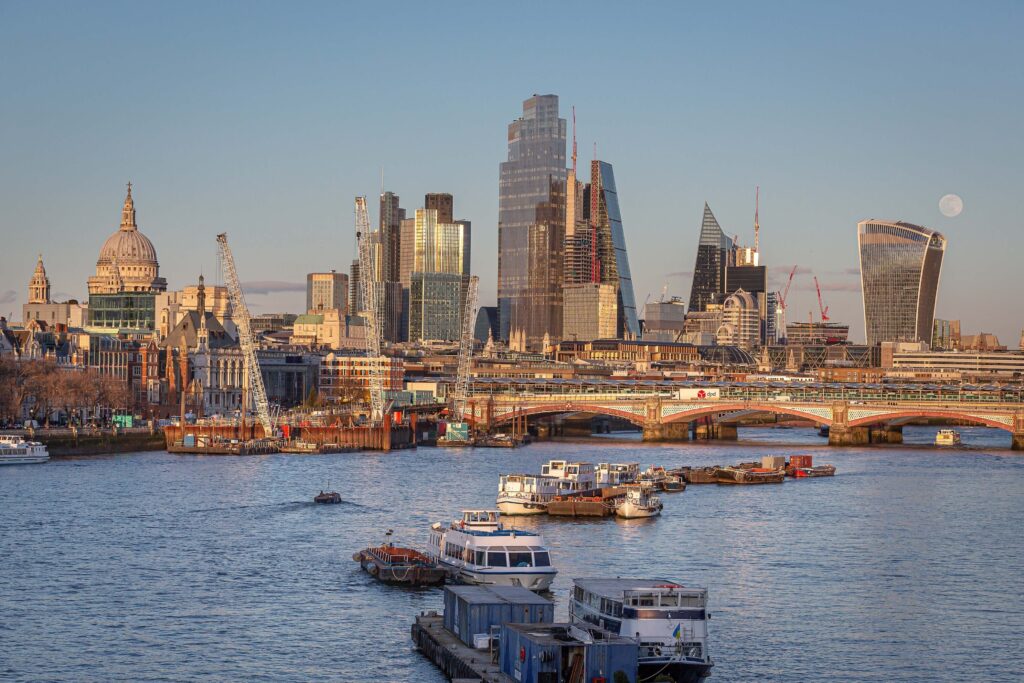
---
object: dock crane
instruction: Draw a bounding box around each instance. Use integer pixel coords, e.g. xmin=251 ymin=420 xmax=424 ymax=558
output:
xmin=216 ymin=232 xmax=273 ymax=437
xmin=813 ymin=276 xmax=830 ymax=323
xmin=355 ymin=196 xmax=386 ymax=424
xmin=775 ymin=265 xmax=797 ymax=343
xmin=450 ymin=275 xmax=480 ymax=428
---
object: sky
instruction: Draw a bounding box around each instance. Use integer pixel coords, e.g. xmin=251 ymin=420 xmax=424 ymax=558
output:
xmin=1 ymin=1 xmax=1022 ymax=344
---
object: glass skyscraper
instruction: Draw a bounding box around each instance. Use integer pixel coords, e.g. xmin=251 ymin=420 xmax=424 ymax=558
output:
xmin=408 ymin=208 xmax=470 ymax=342
xmin=498 ymin=94 xmax=566 ymax=346
xmin=857 ymin=220 xmax=946 ymax=347
xmin=689 ymin=203 xmax=734 ymax=313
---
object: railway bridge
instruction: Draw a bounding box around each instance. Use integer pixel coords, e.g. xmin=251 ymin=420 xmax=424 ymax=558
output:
xmin=463 ymin=379 xmax=1024 ymax=449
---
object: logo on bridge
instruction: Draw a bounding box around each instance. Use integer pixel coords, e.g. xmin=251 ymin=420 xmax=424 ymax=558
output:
xmin=697 ymin=390 xmax=706 ymax=399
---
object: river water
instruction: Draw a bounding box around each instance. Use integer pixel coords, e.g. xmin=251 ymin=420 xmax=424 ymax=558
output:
xmin=2 ymin=426 xmax=1022 ymax=682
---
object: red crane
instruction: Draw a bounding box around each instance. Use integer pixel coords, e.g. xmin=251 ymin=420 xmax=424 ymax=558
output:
xmin=813 ymin=276 xmax=830 ymax=323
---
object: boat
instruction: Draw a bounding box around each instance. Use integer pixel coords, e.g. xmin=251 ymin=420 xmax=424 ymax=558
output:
xmin=616 ymin=487 xmax=663 ymax=519
xmin=638 ymin=465 xmax=669 ymax=490
xmin=546 ymin=490 xmax=621 ymax=517
xmin=314 ymin=490 xmax=342 ymax=504
xmin=540 ymin=460 xmax=598 ymax=488
xmin=674 ymin=466 xmax=719 ymax=485
xmin=496 ymin=473 xmax=587 ymax=515
xmin=354 ymin=532 xmax=447 ymax=586
xmin=596 ymin=462 xmax=640 ymax=486
xmin=428 ymin=510 xmax=557 ymax=591
xmin=935 ymin=429 xmax=962 ymax=446
xmin=661 ymin=475 xmax=686 ymax=493
xmin=0 ymin=435 xmax=50 ymax=465
xmin=818 ymin=425 xmax=830 ymax=438
xmin=793 ymin=464 xmax=836 ymax=478
xmin=569 ymin=578 xmax=713 ymax=682
xmin=714 ymin=466 xmax=784 ymax=485
xmin=479 ymin=433 xmax=523 ymax=448
xmin=280 ymin=441 xmax=320 ymax=454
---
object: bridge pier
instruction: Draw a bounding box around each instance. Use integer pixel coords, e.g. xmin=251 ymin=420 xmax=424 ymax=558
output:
xmin=829 ymin=426 xmax=870 ymax=446
xmin=1013 ymin=433 xmax=1024 ymax=451
xmin=869 ymin=425 xmax=903 ymax=444
xmin=642 ymin=422 xmax=690 ymax=442
xmin=692 ymin=423 xmax=737 ymax=441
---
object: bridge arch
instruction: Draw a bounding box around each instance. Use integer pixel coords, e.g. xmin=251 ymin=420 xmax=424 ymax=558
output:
xmin=661 ymin=403 xmax=833 ymax=427
xmin=847 ymin=409 xmax=1015 ymax=432
xmin=487 ymin=402 xmax=647 ymax=427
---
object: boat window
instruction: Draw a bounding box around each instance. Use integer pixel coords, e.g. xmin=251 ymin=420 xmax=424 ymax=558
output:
xmin=508 ymin=552 xmax=533 ymax=567
xmin=533 ymin=552 xmax=550 ymax=566
xmin=660 ymin=593 xmax=679 ymax=607
xmin=610 ymin=601 xmax=622 ymax=617
xmin=574 ymin=586 xmax=586 ymax=602
xmin=475 ymin=550 xmax=485 ymax=566
xmin=487 ymin=551 xmax=508 ymax=567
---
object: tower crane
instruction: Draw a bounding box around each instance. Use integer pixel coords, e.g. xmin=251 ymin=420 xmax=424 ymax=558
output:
xmin=450 ymin=275 xmax=480 ymax=426
xmin=813 ymin=276 xmax=830 ymax=323
xmin=775 ymin=265 xmax=798 ymax=343
xmin=216 ymin=233 xmax=272 ymax=437
xmin=355 ymin=196 xmax=386 ymax=424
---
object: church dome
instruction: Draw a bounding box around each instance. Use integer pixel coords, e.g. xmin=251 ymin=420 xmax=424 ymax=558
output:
xmin=96 ymin=183 xmax=158 ymax=266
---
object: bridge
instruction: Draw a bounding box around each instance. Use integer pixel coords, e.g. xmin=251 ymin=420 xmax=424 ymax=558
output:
xmin=463 ymin=379 xmax=1024 ymax=449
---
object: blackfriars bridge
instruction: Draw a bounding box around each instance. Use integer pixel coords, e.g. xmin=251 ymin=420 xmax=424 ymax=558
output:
xmin=463 ymin=379 xmax=1024 ymax=449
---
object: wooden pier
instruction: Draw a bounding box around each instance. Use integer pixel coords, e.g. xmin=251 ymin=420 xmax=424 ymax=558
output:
xmin=411 ymin=613 xmax=514 ymax=683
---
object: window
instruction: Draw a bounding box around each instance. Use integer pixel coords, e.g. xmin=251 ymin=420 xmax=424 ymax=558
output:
xmin=475 ymin=550 xmax=485 ymax=566
xmin=487 ymin=551 xmax=507 ymax=567
xmin=533 ymin=552 xmax=550 ymax=567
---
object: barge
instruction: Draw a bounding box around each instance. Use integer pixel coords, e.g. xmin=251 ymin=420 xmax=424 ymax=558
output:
xmin=714 ymin=465 xmax=784 ymax=484
xmin=354 ymin=545 xmax=447 ymax=586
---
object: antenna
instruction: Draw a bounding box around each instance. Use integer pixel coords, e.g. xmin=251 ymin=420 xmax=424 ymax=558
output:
xmin=754 ymin=186 xmax=760 ymax=254
xmin=380 ymin=167 xmax=384 ymax=194
xmin=571 ymin=106 xmax=577 ymax=174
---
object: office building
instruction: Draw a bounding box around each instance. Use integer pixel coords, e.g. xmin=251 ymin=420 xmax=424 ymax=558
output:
xmin=306 ymin=271 xmax=348 ymax=314
xmin=379 ymin=191 xmax=404 ymax=283
xmin=425 ymin=193 xmax=453 ymax=224
xmin=498 ymin=94 xmax=566 ymax=347
xmin=857 ymin=220 xmax=946 ymax=347
xmin=689 ymin=203 xmax=734 ymax=313
xmin=642 ymin=298 xmax=687 ymax=341
xmin=408 ymin=207 xmax=470 ymax=342
xmin=716 ymin=289 xmax=760 ymax=350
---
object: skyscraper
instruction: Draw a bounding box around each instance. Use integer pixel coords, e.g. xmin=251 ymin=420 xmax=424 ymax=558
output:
xmin=857 ymin=220 xmax=946 ymax=347
xmin=379 ymin=191 xmax=404 ymax=283
xmin=408 ymin=208 xmax=471 ymax=342
xmin=425 ymin=193 xmax=453 ymax=224
xmin=306 ymin=271 xmax=348 ymax=314
xmin=498 ymin=94 xmax=566 ymax=347
xmin=688 ymin=203 xmax=734 ymax=313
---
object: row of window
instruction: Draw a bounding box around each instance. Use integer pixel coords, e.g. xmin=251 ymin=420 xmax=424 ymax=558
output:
xmin=443 ymin=542 xmax=550 ymax=568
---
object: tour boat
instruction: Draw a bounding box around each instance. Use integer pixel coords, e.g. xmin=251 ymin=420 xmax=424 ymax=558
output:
xmin=0 ymin=436 xmax=50 ymax=465
xmin=935 ymin=429 xmax=962 ymax=446
xmin=615 ymin=487 xmax=663 ymax=519
xmin=428 ymin=510 xmax=557 ymax=591
xmin=497 ymin=473 xmax=593 ymax=515
xmin=596 ymin=462 xmax=640 ymax=486
xmin=540 ymin=460 xmax=598 ymax=488
xmin=569 ymin=578 xmax=713 ymax=682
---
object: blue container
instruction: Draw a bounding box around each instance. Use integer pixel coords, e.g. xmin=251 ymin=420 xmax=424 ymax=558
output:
xmin=499 ymin=623 xmax=639 ymax=683
xmin=183 ymin=434 xmax=195 ymax=447
xmin=442 ymin=585 xmax=553 ymax=647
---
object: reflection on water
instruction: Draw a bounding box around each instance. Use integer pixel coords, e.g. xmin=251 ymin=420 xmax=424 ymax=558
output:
xmin=1 ymin=426 xmax=1022 ymax=682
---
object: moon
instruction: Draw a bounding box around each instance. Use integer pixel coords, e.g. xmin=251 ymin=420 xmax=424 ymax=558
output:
xmin=939 ymin=193 xmax=963 ymax=218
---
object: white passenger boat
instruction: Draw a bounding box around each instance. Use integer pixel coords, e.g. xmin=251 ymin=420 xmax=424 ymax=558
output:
xmin=615 ymin=487 xmax=663 ymax=519
xmin=540 ymin=460 xmax=598 ymax=488
xmin=497 ymin=460 xmax=601 ymax=515
xmin=0 ymin=435 xmax=50 ymax=465
xmin=428 ymin=510 xmax=557 ymax=591
xmin=570 ymin=578 xmax=713 ymax=682
xmin=935 ymin=429 xmax=961 ymax=446
xmin=596 ymin=462 xmax=640 ymax=486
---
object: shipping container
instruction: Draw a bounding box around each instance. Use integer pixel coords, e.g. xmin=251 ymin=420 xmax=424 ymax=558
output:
xmin=499 ymin=622 xmax=638 ymax=683
xmin=443 ymin=585 xmax=553 ymax=647
xmin=789 ymin=454 xmax=814 ymax=468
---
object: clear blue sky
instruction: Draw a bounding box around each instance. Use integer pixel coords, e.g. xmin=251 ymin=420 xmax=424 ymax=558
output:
xmin=1 ymin=1 xmax=1021 ymax=343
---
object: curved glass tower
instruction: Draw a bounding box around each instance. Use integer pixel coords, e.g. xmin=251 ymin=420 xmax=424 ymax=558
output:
xmin=857 ymin=220 xmax=946 ymax=347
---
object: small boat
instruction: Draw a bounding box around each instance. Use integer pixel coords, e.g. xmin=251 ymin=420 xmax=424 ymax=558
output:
xmin=818 ymin=425 xmax=830 ymax=438
xmin=660 ymin=475 xmax=686 ymax=493
xmin=793 ymin=464 xmax=836 ymax=478
xmin=616 ymin=487 xmax=663 ymax=519
xmin=314 ymin=490 xmax=342 ymax=504
xmin=0 ymin=435 xmax=50 ymax=465
xmin=354 ymin=532 xmax=447 ymax=586
xmin=935 ymin=429 xmax=961 ymax=446
xmin=714 ymin=466 xmax=784 ymax=485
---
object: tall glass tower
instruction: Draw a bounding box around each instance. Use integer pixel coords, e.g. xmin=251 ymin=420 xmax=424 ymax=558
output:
xmin=857 ymin=220 xmax=946 ymax=346
xmin=498 ymin=94 xmax=566 ymax=346
xmin=688 ymin=203 xmax=734 ymax=313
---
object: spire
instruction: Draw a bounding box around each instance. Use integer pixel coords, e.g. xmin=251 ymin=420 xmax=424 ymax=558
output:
xmin=121 ymin=181 xmax=136 ymax=230
xmin=571 ymin=106 xmax=577 ymax=174
xmin=29 ymin=254 xmax=51 ymax=304
xmin=753 ymin=186 xmax=760 ymax=254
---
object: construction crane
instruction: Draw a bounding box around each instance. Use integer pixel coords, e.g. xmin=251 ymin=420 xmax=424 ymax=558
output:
xmin=775 ymin=265 xmax=798 ymax=342
xmin=355 ymin=196 xmax=386 ymax=424
xmin=216 ymin=232 xmax=272 ymax=437
xmin=450 ymin=275 xmax=480 ymax=425
xmin=813 ymin=276 xmax=830 ymax=323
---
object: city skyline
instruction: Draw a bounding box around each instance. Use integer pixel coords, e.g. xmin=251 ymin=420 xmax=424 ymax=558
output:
xmin=1 ymin=2 xmax=1022 ymax=343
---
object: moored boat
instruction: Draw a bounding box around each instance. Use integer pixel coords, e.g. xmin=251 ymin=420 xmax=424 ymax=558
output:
xmin=616 ymin=487 xmax=663 ymax=519
xmin=935 ymin=429 xmax=962 ymax=446
xmin=569 ymin=578 xmax=713 ymax=682
xmin=354 ymin=543 xmax=447 ymax=586
xmin=714 ymin=466 xmax=784 ymax=485
xmin=314 ymin=490 xmax=342 ymax=504
xmin=596 ymin=462 xmax=640 ymax=486
xmin=793 ymin=464 xmax=836 ymax=478
xmin=0 ymin=435 xmax=50 ymax=465
xmin=546 ymin=489 xmax=620 ymax=517
xmin=428 ymin=510 xmax=557 ymax=591
xmin=674 ymin=466 xmax=718 ymax=485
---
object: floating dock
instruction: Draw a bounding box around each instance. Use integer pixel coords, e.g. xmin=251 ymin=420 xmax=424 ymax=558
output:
xmin=412 ymin=613 xmax=514 ymax=683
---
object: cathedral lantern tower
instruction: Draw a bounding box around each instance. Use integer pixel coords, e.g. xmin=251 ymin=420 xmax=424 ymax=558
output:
xmin=28 ymin=255 xmax=51 ymax=304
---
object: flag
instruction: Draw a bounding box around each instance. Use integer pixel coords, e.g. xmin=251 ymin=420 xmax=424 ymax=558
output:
xmin=672 ymin=624 xmax=681 ymax=639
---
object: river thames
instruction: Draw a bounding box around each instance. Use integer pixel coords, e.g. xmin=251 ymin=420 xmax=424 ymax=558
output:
xmin=2 ymin=427 xmax=1022 ymax=682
